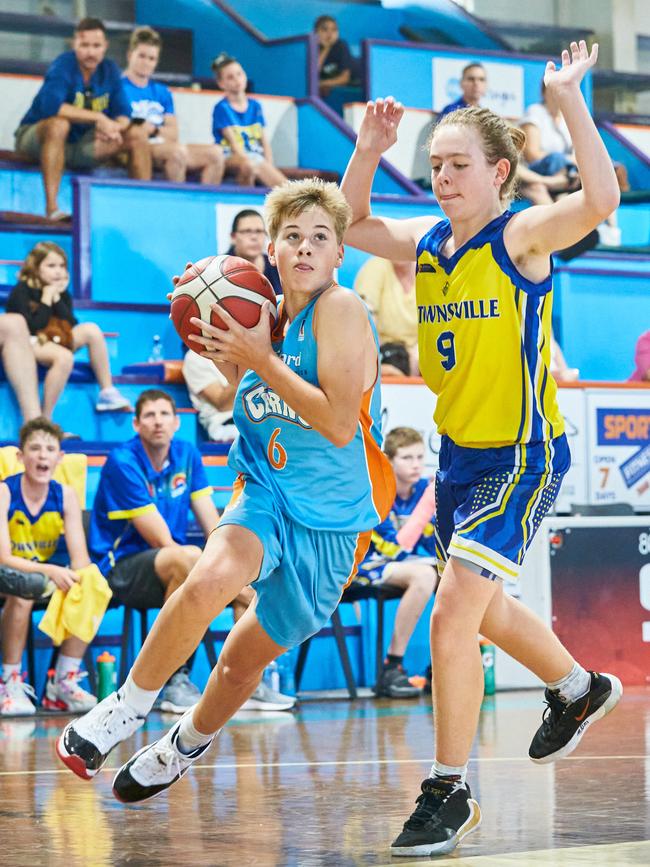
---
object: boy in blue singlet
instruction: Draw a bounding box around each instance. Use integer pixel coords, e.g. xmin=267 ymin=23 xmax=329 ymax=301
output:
xmin=342 ymin=40 xmax=622 ymax=857
xmin=0 ymin=418 xmax=99 ymax=715
xmin=356 ymin=427 xmax=437 ymax=698
xmin=211 ymin=53 xmax=286 ymax=188
xmin=57 ymin=178 xmax=395 ymax=802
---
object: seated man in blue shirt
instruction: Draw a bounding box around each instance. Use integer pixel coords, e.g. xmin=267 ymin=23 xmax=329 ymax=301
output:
xmin=356 ymin=427 xmax=438 ymax=699
xmin=90 ymin=388 xmax=292 ymax=713
xmin=15 ymin=17 xmax=151 ymax=220
xmin=211 ymin=53 xmax=286 ymax=188
xmin=122 ymin=26 xmax=225 ymax=185
xmin=438 ymin=62 xmax=487 ymax=118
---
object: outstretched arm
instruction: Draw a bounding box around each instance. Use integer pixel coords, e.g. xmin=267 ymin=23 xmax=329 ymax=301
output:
xmin=508 ymin=41 xmax=619 ymax=260
xmin=341 ymin=98 xmax=435 ymax=259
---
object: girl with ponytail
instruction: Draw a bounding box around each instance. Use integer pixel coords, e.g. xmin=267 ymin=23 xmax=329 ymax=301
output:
xmin=341 ymin=40 xmax=621 ymax=858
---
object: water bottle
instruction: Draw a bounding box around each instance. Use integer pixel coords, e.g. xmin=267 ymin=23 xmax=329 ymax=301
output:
xmin=148 ymin=334 xmax=163 ymax=363
xmin=97 ymin=651 xmax=116 ymax=700
xmin=263 ymin=660 xmax=280 ymax=694
xmin=277 ymin=650 xmax=296 ymax=697
xmin=479 ymin=639 xmax=495 ymax=696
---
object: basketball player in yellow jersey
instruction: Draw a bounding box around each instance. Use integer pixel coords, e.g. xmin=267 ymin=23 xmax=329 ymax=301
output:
xmin=342 ymin=41 xmax=622 ymax=858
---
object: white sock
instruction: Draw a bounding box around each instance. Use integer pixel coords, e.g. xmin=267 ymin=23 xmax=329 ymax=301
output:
xmin=546 ymin=662 xmax=591 ymax=704
xmin=430 ymin=760 xmax=467 ymax=785
xmin=2 ymin=663 xmax=20 ymax=682
xmin=118 ymin=672 xmax=160 ymax=717
xmin=55 ymin=654 xmax=80 ymax=681
xmin=177 ymin=709 xmax=219 ymax=755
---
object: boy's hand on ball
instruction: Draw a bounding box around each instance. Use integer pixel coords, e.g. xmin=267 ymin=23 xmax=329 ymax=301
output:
xmin=189 ymin=301 xmax=274 ymax=374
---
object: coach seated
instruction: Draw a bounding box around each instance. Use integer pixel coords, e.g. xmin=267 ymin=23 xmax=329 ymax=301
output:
xmin=88 ymin=388 xmax=245 ymax=712
xmin=14 ymin=17 xmax=151 ymax=220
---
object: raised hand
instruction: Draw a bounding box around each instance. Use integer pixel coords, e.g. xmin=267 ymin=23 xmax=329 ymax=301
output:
xmin=544 ymin=40 xmax=598 ymax=92
xmin=356 ymin=97 xmax=404 ymax=156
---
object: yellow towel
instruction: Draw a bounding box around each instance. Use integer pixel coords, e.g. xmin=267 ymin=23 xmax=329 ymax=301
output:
xmin=39 ymin=563 xmax=112 ymax=645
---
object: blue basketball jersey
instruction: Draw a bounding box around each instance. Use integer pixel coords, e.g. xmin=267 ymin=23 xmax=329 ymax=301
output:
xmin=228 ymin=290 xmax=394 ymax=532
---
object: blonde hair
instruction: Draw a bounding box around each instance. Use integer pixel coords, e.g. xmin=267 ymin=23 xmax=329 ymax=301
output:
xmin=19 ymin=241 xmax=68 ymax=289
xmin=264 ymin=178 xmax=352 ymax=244
xmin=128 ymin=25 xmax=161 ymax=53
xmin=432 ymin=106 xmax=526 ymax=204
xmin=384 ymin=426 xmax=423 ymax=459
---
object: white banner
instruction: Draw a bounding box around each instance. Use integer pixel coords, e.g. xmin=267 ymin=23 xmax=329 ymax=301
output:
xmin=586 ymin=390 xmax=650 ymax=509
xmin=432 ymin=57 xmax=524 ymax=118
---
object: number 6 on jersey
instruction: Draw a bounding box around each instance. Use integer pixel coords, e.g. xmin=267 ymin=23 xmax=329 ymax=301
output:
xmin=267 ymin=428 xmax=287 ymax=470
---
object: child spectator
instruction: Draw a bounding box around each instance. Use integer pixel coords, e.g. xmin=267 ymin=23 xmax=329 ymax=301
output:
xmin=211 ymin=54 xmax=286 ymax=188
xmin=356 ymin=427 xmax=438 ymax=698
xmin=0 ymin=418 xmax=102 ymax=714
xmin=226 ymin=209 xmax=281 ymax=295
xmin=122 ymin=27 xmax=225 ymax=185
xmin=438 ymin=63 xmax=487 ymax=117
xmin=314 ymin=16 xmax=357 ymax=98
xmin=6 ymin=242 xmax=131 ymax=422
xmin=14 ymin=17 xmax=151 ymax=220
xmin=354 ymin=257 xmax=419 ymax=376
xmin=182 ymin=349 xmax=236 ymax=442
xmin=0 ymin=313 xmax=41 ymax=425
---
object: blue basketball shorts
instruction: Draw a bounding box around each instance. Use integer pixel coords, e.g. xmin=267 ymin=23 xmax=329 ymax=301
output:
xmin=218 ymin=478 xmax=371 ymax=649
xmin=434 ymin=434 xmax=570 ymax=582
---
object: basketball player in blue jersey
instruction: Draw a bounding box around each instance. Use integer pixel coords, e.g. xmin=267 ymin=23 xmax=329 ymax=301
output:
xmin=56 ymin=178 xmax=395 ymax=801
xmin=341 ymin=41 xmax=622 ymax=857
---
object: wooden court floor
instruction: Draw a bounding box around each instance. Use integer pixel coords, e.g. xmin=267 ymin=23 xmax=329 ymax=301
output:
xmin=2 ymin=688 xmax=650 ymax=866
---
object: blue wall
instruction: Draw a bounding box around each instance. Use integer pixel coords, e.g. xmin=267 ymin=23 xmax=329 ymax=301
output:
xmin=598 ymin=124 xmax=650 ymax=193
xmin=555 ymin=256 xmax=650 ymax=380
xmin=136 ymin=0 xmax=311 ymax=96
xmin=366 ymin=42 xmax=591 ymax=113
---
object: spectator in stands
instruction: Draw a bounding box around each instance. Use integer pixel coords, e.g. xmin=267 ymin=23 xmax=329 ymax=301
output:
xmin=122 ymin=27 xmax=225 ymax=185
xmin=211 ymin=54 xmax=286 ymax=188
xmin=6 ymin=241 xmax=131 ymax=420
xmin=0 ymin=314 xmax=41 ymax=425
xmin=226 ymin=209 xmax=281 ymax=295
xmin=89 ymin=389 xmax=293 ymax=712
xmin=183 ymin=350 xmax=236 ymax=442
xmin=0 ymin=418 xmax=100 ymax=715
xmin=519 ymin=79 xmax=625 ymax=247
xmin=14 ymin=17 xmax=151 ymax=220
xmin=438 ymin=62 xmax=487 ymax=118
xmin=354 ymin=257 xmax=419 ymax=376
xmin=630 ymin=330 xmax=650 ymax=382
xmin=314 ymin=15 xmax=357 ymax=98
xmin=356 ymin=427 xmax=438 ymax=698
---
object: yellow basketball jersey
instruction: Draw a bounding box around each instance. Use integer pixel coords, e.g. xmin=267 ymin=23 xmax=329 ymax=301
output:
xmin=416 ymin=212 xmax=565 ymax=448
xmin=5 ymin=473 xmax=65 ymax=562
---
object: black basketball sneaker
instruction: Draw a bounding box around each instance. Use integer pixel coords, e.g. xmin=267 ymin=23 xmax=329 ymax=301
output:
xmin=113 ymin=712 xmax=213 ymax=803
xmin=529 ymin=671 xmax=622 ymax=764
xmin=390 ymin=777 xmax=481 ymax=857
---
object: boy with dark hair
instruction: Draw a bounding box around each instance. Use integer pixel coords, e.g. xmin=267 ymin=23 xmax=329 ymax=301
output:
xmin=356 ymin=427 xmax=438 ymax=698
xmin=211 ymin=54 xmax=286 ymax=188
xmin=15 ymin=17 xmax=151 ymax=219
xmin=0 ymin=417 xmax=99 ymax=714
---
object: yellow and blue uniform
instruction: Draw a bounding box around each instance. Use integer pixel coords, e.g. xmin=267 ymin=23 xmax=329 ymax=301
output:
xmin=212 ymin=97 xmax=265 ymax=158
xmin=357 ymin=478 xmax=436 ymax=584
xmin=89 ymin=437 xmax=213 ymax=576
xmin=417 ymin=212 xmax=570 ymax=581
xmin=5 ymin=473 xmax=64 ymax=563
xmin=221 ymin=289 xmax=395 ymax=648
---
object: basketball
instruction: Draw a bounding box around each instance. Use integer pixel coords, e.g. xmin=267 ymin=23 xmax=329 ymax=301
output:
xmin=170 ymin=254 xmax=277 ymax=350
